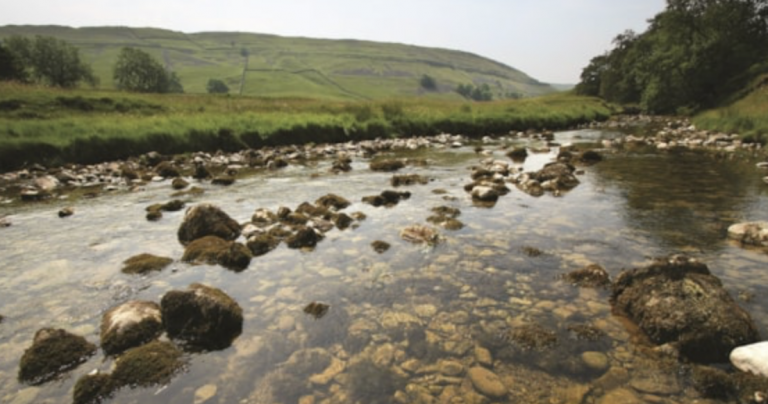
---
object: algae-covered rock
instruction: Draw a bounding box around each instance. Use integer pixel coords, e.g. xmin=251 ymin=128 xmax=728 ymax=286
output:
xmin=161 ymin=283 xmax=243 ymax=350
xmin=182 ymin=235 xmax=252 ymax=272
xmin=100 ymin=300 xmax=163 ymax=355
xmin=563 ymin=264 xmax=610 ymax=288
xmin=370 ymin=159 xmax=405 ymax=172
xmin=371 ymin=240 xmax=391 ymax=253
xmin=171 ymin=177 xmax=189 ymax=190
xmin=315 ymin=193 xmax=351 ymax=210
xmin=154 ymin=161 xmax=180 ymax=178
xmin=611 ymin=255 xmax=760 ymax=363
xmin=362 ymin=190 xmax=411 ymax=207
xmin=286 ymin=226 xmax=323 ymax=249
xmin=177 ymin=203 xmax=241 ymax=246
xmin=400 ymin=225 xmax=441 ymax=246
xmin=246 ymin=233 xmax=280 ymax=257
xmin=391 ymin=174 xmax=429 ymax=187
xmin=121 ymin=253 xmax=173 ymax=275
xmin=111 ymin=340 xmax=184 ymax=387
xmin=18 ymin=328 xmax=96 ymax=385
xmin=73 ymin=373 xmax=113 ymax=404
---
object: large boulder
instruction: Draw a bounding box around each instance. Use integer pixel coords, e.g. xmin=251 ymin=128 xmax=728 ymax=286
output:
xmin=18 ymin=328 xmax=96 ymax=385
xmin=611 ymin=255 xmax=760 ymax=363
xmin=111 ymin=340 xmax=184 ymax=387
xmin=181 ymin=235 xmax=252 ymax=272
xmin=100 ymin=300 xmax=163 ymax=355
xmin=161 ymin=283 xmax=243 ymax=350
xmin=177 ymin=204 xmax=241 ymax=246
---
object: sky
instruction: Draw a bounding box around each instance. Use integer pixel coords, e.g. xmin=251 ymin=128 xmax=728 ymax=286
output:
xmin=0 ymin=0 xmax=667 ymax=84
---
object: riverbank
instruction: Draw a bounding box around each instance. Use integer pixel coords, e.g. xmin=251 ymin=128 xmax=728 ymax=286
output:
xmin=0 ymin=83 xmax=612 ymax=172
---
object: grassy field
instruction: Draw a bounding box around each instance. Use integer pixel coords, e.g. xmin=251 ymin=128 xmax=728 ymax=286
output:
xmin=0 ymin=82 xmax=612 ymax=171
xmin=0 ymin=25 xmax=556 ymax=100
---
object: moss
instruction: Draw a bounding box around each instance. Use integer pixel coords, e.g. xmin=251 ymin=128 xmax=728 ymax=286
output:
xmin=286 ymin=226 xmax=322 ymax=249
xmin=391 ymin=174 xmax=429 ymax=187
xmin=182 ymin=235 xmax=252 ymax=271
xmin=567 ymin=323 xmax=606 ymax=341
xmin=509 ymin=324 xmax=558 ymax=351
xmin=246 ymin=234 xmax=280 ymax=257
xmin=171 ymin=177 xmax=189 ymax=190
xmin=333 ymin=212 xmax=354 ymax=230
xmin=281 ymin=212 xmax=310 ymax=227
xmin=691 ymin=365 xmax=735 ymax=400
xmin=177 ymin=204 xmax=241 ymax=246
xmin=371 ymin=240 xmax=391 ymax=253
xmin=315 ymin=193 xmax=351 ymax=210
xmin=111 ymin=341 xmax=184 ymax=388
xmin=18 ymin=328 xmax=97 ymax=385
xmin=73 ymin=373 xmax=113 ymax=404
xmin=160 ymin=283 xmax=243 ymax=350
xmin=369 ymin=159 xmax=405 ymax=172
xmin=121 ymin=253 xmax=173 ymax=275
xmin=562 ymin=264 xmax=610 ymax=288
xmin=506 ymin=147 xmax=528 ymax=161
xmin=100 ymin=301 xmax=163 ymax=356
xmin=154 ymin=161 xmax=180 ymax=178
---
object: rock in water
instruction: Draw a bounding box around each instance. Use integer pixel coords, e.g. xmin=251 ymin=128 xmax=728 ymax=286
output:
xmin=18 ymin=328 xmax=96 ymax=385
xmin=111 ymin=340 xmax=184 ymax=387
xmin=100 ymin=300 xmax=163 ymax=355
xmin=727 ymin=221 xmax=768 ymax=246
xmin=611 ymin=255 xmax=759 ymax=363
xmin=121 ymin=253 xmax=173 ymax=275
xmin=182 ymin=235 xmax=252 ymax=271
xmin=467 ymin=367 xmax=507 ymax=398
xmin=731 ymin=342 xmax=768 ymax=377
xmin=161 ymin=283 xmax=243 ymax=350
xmin=177 ymin=204 xmax=241 ymax=246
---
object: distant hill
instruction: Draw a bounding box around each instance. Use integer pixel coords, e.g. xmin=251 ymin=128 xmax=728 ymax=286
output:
xmin=0 ymin=25 xmax=555 ymax=100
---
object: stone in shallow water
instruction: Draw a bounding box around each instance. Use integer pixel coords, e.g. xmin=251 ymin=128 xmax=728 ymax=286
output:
xmin=731 ymin=341 xmax=768 ymax=377
xmin=467 ymin=367 xmax=507 ymax=398
xmin=194 ymin=384 xmax=218 ymax=404
xmin=581 ymin=351 xmax=609 ymax=374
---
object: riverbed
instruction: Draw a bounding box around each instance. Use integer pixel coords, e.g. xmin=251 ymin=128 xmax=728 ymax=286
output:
xmin=1 ymin=129 xmax=767 ymax=403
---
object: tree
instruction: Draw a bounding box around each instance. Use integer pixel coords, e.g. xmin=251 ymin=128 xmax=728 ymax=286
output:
xmin=420 ymin=74 xmax=437 ymax=91
xmin=113 ymin=47 xmax=182 ymax=93
xmin=206 ymin=78 xmax=230 ymax=94
xmin=2 ymin=35 xmax=95 ymax=87
xmin=576 ymin=0 xmax=768 ymax=114
xmin=455 ymin=83 xmax=493 ymax=101
xmin=0 ymin=42 xmax=27 ymax=82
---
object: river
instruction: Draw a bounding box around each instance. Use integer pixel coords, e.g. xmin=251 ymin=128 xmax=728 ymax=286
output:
xmin=1 ymin=129 xmax=767 ymax=403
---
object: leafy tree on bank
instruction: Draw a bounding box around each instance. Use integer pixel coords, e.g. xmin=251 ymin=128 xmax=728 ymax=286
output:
xmin=113 ymin=47 xmax=183 ymax=93
xmin=576 ymin=0 xmax=768 ymax=114
xmin=0 ymin=42 xmax=27 ymax=82
xmin=456 ymin=83 xmax=493 ymax=101
xmin=1 ymin=35 xmax=96 ymax=87
xmin=207 ymin=78 xmax=230 ymax=94
xmin=420 ymin=74 xmax=437 ymax=91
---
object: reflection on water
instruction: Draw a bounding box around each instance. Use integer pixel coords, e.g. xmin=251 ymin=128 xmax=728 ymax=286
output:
xmin=1 ymin=129 xmax=768 ymax=403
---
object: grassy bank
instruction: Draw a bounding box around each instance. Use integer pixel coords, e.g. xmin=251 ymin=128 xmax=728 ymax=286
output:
xmin=0 ymin=83 xmax=613 ymax=171
xmin=694 ymin=85 xmax=768 ymax=144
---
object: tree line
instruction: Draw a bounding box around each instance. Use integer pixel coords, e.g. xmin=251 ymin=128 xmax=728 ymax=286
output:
xmin=0 ymin=35 xmax=236 ymax=94
xmin=575 ymin=0 xmax=768 ymax=114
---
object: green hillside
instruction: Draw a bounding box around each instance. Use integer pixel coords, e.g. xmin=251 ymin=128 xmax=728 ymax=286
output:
xmin=0 ymin=25 xmax=555 ymax=100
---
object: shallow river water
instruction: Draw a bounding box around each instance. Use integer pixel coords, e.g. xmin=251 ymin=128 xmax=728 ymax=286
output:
xmin=1 ymin=129 xmax=768 ymax=404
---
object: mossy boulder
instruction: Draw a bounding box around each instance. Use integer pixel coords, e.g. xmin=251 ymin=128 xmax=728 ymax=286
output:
xmin=121 ymin=253 xmax=173 ymax=275
xmin=177 ymin=203 xmax=241 ymax=246
xmin=369 ymin=159 xmax=405 ymax=172
xmin=362 ymin=190 xmax=411 ymax=207
xmin=315 ymin=193 xmax=351 ymax=210
xmin=100 ymin=300 xmax=163 ymax=355
xmin=391 ymin=174 xmax=429 ymax=187
xmin=286 ymin=226 xmax=323 ymax=249
xmin=507 ymin=147 xmax=528 ymax=162
xmin=73 ymin=373 xmax=113 ymax=404
xmin=111 ymin=340 xmax=184 ymax=387
xmin=161 ymin=283 xmax=243 ymax=350
xmin=611 ymin=255 xmax=760 ymax=363
xmin=563 ymin=264 xmax=610 ymax=288
xmin=531 ymin=162 xmax=579 ymax=190
xmin=171 ymin=177 xmax=189 ymax=190
xmin=18 ymin=328 xmax=96 ymax=385
xmin=154 ymin=161 xmax=180 ymax=178
xmin=246 ymin=233 xmax=280 ymax=257
xmin=181 ymin=235 xmax=252 ymax=272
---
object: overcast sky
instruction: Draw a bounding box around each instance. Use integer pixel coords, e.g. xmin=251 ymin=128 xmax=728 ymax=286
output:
xmin=0 ymin=0 xmax=667 ymax=83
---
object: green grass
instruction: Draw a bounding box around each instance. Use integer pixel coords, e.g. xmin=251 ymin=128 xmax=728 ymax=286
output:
xmin=0 ymin=83 xmax=611 ymax=171
xmin=0 ymin=25 xmax=556 ymax=100
xmin=694 ymin=84 xmax=768 ymax=144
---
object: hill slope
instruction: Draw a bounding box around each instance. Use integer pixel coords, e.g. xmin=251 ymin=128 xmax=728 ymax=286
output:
xmin=0 ymin=25 xmax=555 ymax=100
